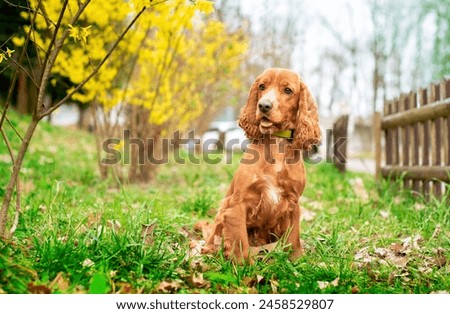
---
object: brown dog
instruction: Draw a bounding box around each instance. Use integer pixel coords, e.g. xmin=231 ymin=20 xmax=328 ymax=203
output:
xmin=203 ymin=68 xmax=321 ymax=262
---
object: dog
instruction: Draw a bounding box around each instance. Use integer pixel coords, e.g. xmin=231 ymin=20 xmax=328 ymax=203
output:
xmin=203 ymin=68 xmax=321 ymax=262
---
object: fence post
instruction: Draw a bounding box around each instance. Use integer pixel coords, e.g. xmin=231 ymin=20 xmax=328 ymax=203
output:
xmin=374 ymin=112 xmax=382 ymax=179
xmin=332 ymin=114 xmax=349 ymax=172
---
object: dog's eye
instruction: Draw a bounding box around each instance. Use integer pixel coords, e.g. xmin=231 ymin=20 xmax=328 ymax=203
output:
xmin=259 ymin=84 xmax=266 ymax=91
xmin=284 ymin=87 xmax=293 ymax=94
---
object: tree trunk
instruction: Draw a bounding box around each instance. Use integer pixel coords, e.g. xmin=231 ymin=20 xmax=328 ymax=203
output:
xmin=0 ymin=118 xmax=39 ymax=238
xmin=16 ymin=70 xmax=29 ymax=114
xmin=78 ymin=104 xmax=89 ymax=130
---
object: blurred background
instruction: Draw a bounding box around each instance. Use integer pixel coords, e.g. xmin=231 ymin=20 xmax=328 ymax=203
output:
xmin=215 ymin=0 xmax=448 ymax=160
xmin=0 ymin=0 xmax=448 ymax=179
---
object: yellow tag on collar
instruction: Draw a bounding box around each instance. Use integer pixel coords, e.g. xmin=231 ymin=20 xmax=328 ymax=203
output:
xmin=273 ymin=130 xmax=293 ymax=139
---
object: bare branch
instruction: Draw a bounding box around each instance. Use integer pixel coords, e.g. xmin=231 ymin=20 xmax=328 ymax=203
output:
xmin=38 ymin=5 xmax=148 ymax=118
xmin=0 ymin=128 xmax=15 ymax=163
xmin=35 ymin=0 xmax=92 ymax=116
xmin=38 ymin=0 xmax=70 ymax=89
xmin=0 ymin=52 xmax=39 ymax=89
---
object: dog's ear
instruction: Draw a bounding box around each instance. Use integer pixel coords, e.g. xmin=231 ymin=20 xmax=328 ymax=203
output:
xmin=238 ymin=77 xmax=262 ymax=139
xmin=292 ymin=79 xmax=321 ymax=150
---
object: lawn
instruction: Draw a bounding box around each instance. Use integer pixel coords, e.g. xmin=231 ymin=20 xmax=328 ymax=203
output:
xmin=0 ymin=113 xmax=449 ymax=294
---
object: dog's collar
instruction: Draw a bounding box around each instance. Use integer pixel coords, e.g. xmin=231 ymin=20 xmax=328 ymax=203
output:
xmin=272 ymin=129 xmax=294 ymax=140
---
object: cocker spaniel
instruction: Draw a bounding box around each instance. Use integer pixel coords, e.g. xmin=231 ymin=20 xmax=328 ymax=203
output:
xmin=203 ymin=68 xmax=321 ymax=262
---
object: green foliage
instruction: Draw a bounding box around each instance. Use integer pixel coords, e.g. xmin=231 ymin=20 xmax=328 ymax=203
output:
xmin=89 ymin=273 xmax=110 ymax=294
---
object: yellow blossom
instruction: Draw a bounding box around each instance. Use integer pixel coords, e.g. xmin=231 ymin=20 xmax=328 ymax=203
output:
xmin=6 ymin=47 xmax=15 ymax=57
xmin=68 ymin=24 xmax=92 ymax=44
xmin=195 ymin=0 xmax=214 ymax=14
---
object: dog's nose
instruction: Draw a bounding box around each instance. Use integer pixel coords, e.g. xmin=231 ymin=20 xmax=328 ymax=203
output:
xmin=258 ymin=100 xmax=272 ymax=114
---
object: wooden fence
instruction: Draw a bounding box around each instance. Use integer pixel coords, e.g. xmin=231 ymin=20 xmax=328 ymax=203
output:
xmin=374 ymin=79 xmax=450 ymax=198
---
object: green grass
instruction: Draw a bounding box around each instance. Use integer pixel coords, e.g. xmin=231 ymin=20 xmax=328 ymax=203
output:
xmin=1 ymin=111 xmax=449 ymax=294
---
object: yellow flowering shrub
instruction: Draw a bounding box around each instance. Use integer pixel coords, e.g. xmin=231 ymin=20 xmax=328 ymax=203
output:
xmin=11 ymin=0 xmax=247 ymax=181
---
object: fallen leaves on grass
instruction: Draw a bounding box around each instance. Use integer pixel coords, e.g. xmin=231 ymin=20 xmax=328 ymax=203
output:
xmin=155 ymin=280 xmax=182 ymax=293
xmin=354 ymin=232 xmax=448 ymax=287
xmin=431 ymin=224 xmax=441 ymax=239
xmin=87 ymin=211 xmax=102 ymax=227
xmin=107 ymin=219 xmax=122 ymax=232
xmin=27 ymin=283 xmax=51 ymax=294
xmin=354 ymin=235 xmax=424 ymax=269
xmin=250 ymin=242 xmax=279 ymax=256
xmin=114 ymin=282 xmax=134 ymax=294
xmin=379 ymin=210 xmax=390 ymax=219
xmin=49 ymin=272 xmax=70 ymax=292
xmin=141 ymin=223 xmax=157 ymax=245
xmin=82 ymin=258 xmax=95 ymax=268
xmin=318 ymin=277 xmax=339 ymax=290
xmin=301 ymin=206 xmax=316 ymax=222
xmin=189 ymin=239 xmax=206 ymax=258
xmin=190 ymin=273 xmax=210 ymax=288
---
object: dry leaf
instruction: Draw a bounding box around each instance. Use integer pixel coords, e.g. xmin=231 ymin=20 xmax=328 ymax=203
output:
xmin=189 ymin=239 xmax=205 ymax=257
xmin=431 ymin=224 xmax=441 ymax=239
xmin=115 ymin=282 xmax=133 ymax=294
xmin=318 ymin=278 xmax=339 ymax=290
xmin=402 ymin=234 xmax=423 ymax=250
xmin=380 ymin=210 xmax=390 ymax=219
xmin=107 ymin=219 xmax=122 ymax=231
xmin=28 ymin=283 xmax=51 ymax=294
xmin=317 ymin=281 xmax=329 ymax=290
xmin=390 ymin=243 xmax=403 ymax=254
xmin=256 ymin=274 xmax=265 ymax=284
xmin=87 ymin=212 xmax=102 ymax=228
xmin=82 ymin=258 xmax=95 ymax=267
xmin=301 ymin=207 xmax=316 ymax=222
xmin=155 ymin=280 xmax=182 ymax=293
xmin=354 ymin=247 xmax=376 ymax=263
xmin=330 ymin=277 xmax=339 ymax=287
xmin=413 ymin=203 xmax=426 ymax=211
xmin=270 ymin=279 xmax=279 ymax=293
xmin=388 ymin=255 xmax=408 ymax=268
xmin=250 ymin=242 xmax=279 ymax=256
xmin=141 ymin=223 xmax=157 ymax=245
xmin=190 ymin=273 xmax=210 ymax=288
xmin=49 ymin=272 xmax=70 ymax=292
xmin=433 ymin=256 xmax=446 ymax=268
xmin=375 ymin=247 xmax=389 ymax=258
xmin=351 ymin=286 xmax=360 ymax=294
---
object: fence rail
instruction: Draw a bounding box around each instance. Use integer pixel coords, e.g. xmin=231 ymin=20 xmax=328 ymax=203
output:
xmin=375 ymin=79 xmax=450 ymax=198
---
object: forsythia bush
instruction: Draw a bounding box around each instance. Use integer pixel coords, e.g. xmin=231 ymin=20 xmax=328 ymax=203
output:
xmin=13 ymin=0 xmax=248 ymax=181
